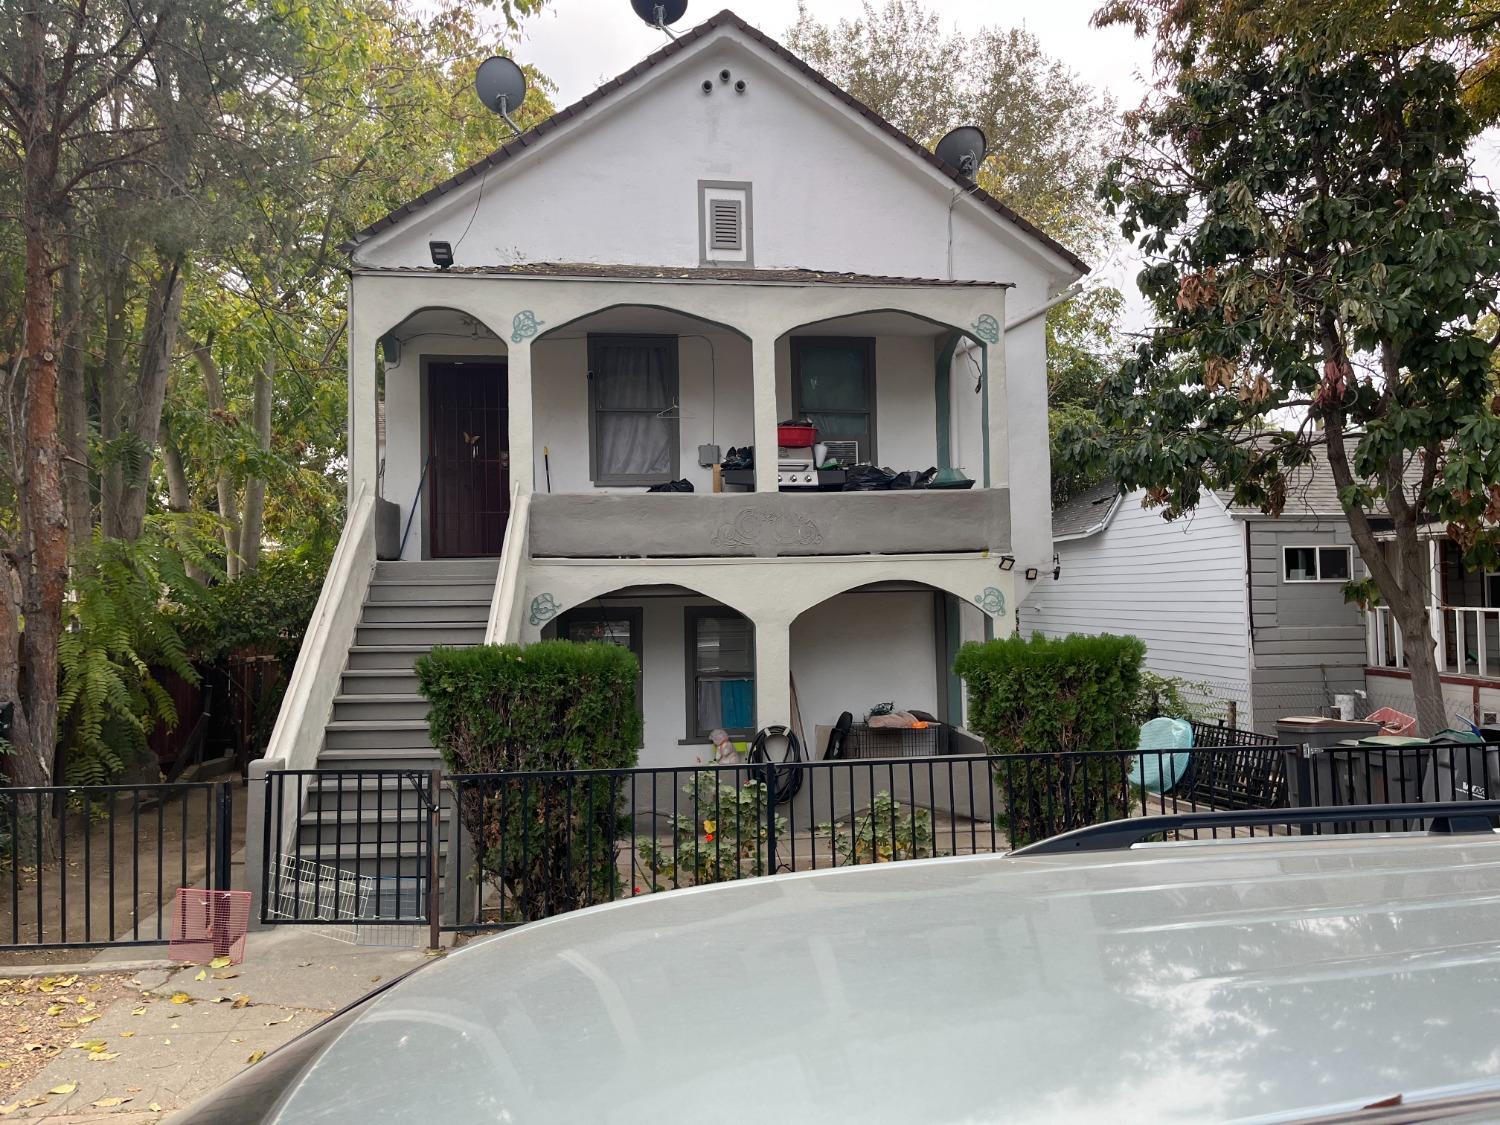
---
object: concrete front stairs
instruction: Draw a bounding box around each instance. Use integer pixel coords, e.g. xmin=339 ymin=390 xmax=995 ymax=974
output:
xmin=293 ymin=558 xmax=497 ymax=922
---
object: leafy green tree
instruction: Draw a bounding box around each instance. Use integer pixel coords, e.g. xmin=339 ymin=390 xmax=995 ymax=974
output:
xmin=1082 ymin=3 xmax=1500 ymax=734
xmin=787 ymin=0 xmax=1124 ymax=500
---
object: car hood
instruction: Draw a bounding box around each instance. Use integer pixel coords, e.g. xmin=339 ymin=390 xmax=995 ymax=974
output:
xmin=193 ymin=833 xmax=1500 ymax=1123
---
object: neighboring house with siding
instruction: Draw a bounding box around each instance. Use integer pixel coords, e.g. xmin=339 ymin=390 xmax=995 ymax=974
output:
xmin=1020 ymin=467 xmax=1369 ymax=734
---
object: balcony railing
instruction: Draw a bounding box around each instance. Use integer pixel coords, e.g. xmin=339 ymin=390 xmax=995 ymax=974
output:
xmin=527 ymin=488 xmax=1011 ymax=559
xmin=1368 ymin=604 xmax=1500 ymax=680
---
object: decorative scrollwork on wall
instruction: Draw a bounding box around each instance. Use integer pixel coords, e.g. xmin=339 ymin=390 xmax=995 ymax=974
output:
xmin=511 ymin=310 xmax=544 ymax=344
xmin=712 ymin=508 xmax=823 ymax=550
xmin=529 ymin=592 xmax=560 ymax=626
xmin=973 ymin=586 xmax=1006 ymax=617
xmin=970 ymin=314 xmax=1000 ymax=345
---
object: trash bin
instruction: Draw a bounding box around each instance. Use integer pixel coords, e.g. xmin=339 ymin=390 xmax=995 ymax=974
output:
xmin=1278 ymin=717 xmax=1383 ymax=813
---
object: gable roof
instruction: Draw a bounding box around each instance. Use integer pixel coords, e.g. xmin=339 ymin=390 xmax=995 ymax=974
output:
xmin=352 ymin=262 xmax=1011 ymax=287
xmin=346 ymin=9 xmax=1089 ymax=275
xmin=1052 ymin=481 xmax=1124 ymax=541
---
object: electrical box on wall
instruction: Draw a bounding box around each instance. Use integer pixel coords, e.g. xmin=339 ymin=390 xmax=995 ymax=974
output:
xmin=698 ymin=444 xmax=721 ymax=467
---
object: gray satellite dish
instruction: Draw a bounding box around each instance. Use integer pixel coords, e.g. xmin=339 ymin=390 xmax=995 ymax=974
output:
xmin=631 ymin=0 xmax=688 ymax=36
xmin=935 ymin=126 xmax=987 ymax=177
xmin=476 ymin=56 xmax=527 ymax=137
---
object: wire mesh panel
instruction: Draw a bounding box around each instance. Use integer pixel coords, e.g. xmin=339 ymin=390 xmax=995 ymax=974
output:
xmin=169 ymin=888 xmax=251 ymax=964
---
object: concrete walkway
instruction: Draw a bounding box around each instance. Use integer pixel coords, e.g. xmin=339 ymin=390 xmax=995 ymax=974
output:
xmin=3 ymin=926 xmax=433 ymax=1122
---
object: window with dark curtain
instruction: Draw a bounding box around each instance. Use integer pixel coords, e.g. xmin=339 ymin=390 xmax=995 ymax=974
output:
xmin=589 ymin=336 xmax=678 ymax=485
xmin=792 ymin=338 xmax=874 ymax=462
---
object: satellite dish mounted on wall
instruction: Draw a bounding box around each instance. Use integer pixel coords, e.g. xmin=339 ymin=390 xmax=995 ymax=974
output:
xmin=475 ymin=56 xmax=527 ymax=138
xmin=631 ymin=0 xmax=688 ymax=37
xmin=935 ymin=126 xmax=987 ymax=177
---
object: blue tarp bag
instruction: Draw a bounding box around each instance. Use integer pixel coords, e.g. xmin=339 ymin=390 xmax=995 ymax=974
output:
xmin=1128 ymin=717 xmax=1193 ymax=793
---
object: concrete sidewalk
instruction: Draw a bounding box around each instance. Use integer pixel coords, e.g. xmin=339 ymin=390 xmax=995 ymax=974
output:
xmin=3 ymin=927 xmax=433 ymax=1121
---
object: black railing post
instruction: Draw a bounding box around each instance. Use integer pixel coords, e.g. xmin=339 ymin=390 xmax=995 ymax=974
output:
xmin=762 ymin=762 xmax=778 ymax=876
xmin=215 ymin=780 xmax=234 ymax=891
xmin=428 ymin=767 xmax=443 ymax=952
xmin=1289 ymin=745 xmax=1315 ymax=835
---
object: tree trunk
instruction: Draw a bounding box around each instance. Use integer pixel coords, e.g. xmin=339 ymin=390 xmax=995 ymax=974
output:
xmin=102 ymin=253 xmax=187 ymax=542
xmin=192 ymin=341 xmax=242 ymax=579
xmin=12 ymin=6 xmax=69 ymax=810
xmin=58 ymin=222 xmax=93 ymax=555
xmin=237 ymin=353 xmax=273 ymax=572
xmin=160 ymin=420 xmax=208 ymax=584
xmin=97 ymin=257 xmax=130 ymax=541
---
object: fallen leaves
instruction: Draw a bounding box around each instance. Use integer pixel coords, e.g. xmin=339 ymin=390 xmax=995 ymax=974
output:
xmin=47 ymin=1082 xmax=77 ymax=1095
xmin=246 ymin=1049 xmax=266 ymax=1064
xmin=194 ymin=970 xmax=208 ymax=982
xmin=210 ymin=956 xmax=233 ymax=969
xmin=170 ymin=992 xmax=192 ymax=1005
xmin=0 ymin=972 xmax=140 ymax=1101
xmin=92 ymin=1096 xmax=131 ymax=1108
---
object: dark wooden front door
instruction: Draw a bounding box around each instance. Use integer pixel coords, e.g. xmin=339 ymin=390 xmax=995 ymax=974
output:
xmin=427 ymin=361 xmax=509 ymax=558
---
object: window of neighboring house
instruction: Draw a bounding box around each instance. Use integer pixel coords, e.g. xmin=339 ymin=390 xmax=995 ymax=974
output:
xmin=1284 ymin=545 xmax=1353 ymax=582
xmin=588 ymin=335 xmax=679 ymax=486
xmin=791 ymin=338 xmax=875 ymax=463
xmin=685 ymin=607 xmax=754 ymax=740
xmin=553 ymin=606 xmax=644 ymax=746
xmin=1486 ymin=572 xmax=1500 ymax=608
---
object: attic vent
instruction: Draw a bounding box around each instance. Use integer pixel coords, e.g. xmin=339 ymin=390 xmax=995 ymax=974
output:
xmin=699 ymin=180 xmax=752 ymax=265
xmin=709 ymin=198 xmax=742 ymax=251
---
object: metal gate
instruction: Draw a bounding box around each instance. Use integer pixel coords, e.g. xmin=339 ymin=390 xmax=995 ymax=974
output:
xmin=259 ymin=769 xmax=440 ymax=947
xmin=1 ymin=781 xmax=234 ymax=952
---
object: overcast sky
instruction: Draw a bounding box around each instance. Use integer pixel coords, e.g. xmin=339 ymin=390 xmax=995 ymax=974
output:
xmin=504 ymin=2 xmax=1500 ymax=329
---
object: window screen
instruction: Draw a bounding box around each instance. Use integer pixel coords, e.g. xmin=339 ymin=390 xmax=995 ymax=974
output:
xmin=687 ymin=609 xmax=754 ymax=738
xmin=588 ymin=336 xmax=678 ymax=485
xmin=791 ymin=339 xmax=874 ymax=461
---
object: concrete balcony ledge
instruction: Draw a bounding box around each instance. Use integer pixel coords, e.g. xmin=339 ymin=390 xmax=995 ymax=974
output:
xmin=529 ymin=488 xmax=1010 ymax=559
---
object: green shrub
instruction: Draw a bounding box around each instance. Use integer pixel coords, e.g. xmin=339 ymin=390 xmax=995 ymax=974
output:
xmin=955 ymin=632 xmax=1146 ymax=846
xmin=416 ymin=641 xmax=643 ymax=921
xmin=819 ymin=792 xmax=933 ymax=865
xmin=634 ymin=772 xmax=783 ymax=892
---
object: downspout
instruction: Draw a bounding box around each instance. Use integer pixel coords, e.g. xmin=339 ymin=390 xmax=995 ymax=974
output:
xmin=1005 ymin=282 xmax=1084 ymax=332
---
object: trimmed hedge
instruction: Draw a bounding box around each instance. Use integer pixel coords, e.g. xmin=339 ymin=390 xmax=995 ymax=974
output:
xmin=415 ymin=641 xmax=643 ymax=921
xmin=955 ymin=632 xmax=1146 ymax=846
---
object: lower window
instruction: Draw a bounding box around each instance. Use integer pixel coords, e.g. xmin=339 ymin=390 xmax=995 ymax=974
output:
xmin=686 ymin=608 xmax=754 ymax=740
xmin=1284 ymin=545 xmax=1352 ymax=582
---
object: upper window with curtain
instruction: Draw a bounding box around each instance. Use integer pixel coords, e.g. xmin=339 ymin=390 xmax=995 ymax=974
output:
xmin=588 ymin=335 xmax=679 ymax=486
xmin=791 ymin=338 xmax=875 ymax=463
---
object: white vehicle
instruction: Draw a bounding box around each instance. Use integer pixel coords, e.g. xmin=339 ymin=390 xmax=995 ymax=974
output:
xmin=177 ymin=803 xmax=1500 ymax=1124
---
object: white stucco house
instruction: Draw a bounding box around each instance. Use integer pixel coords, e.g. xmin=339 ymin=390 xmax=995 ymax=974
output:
xmin=262 ymin=9 xmax=1086 ymax=793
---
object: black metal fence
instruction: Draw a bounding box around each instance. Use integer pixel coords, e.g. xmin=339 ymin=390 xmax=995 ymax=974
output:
xmin=1 ymin=781 xmax=234 ymax=951
xmin=249 ymin=738 xmax=1500 ymax=941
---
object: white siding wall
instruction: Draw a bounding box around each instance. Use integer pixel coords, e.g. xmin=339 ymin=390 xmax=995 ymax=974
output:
xmin=1019 ymin=491 xmax=1252 ymax=714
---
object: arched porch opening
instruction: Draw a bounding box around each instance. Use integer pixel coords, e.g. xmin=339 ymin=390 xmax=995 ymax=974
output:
xmin=371 ymin=306 xmax=509 ymax=561
xmin=530 ymin=305 xmax=752 ymax=496
xmin=788 ymin=579 xmax=989 ymax=758
xmin=540 ymin=582 xmax=756 ymax=766
xmin=776 ymin=309 xmax=986 ymax=490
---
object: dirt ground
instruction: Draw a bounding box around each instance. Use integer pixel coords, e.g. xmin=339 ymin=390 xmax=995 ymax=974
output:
xmin=0 ymin=786 xmax=248 ymax=963
xmin=0 ymin=971 xmax=145 ymax=1109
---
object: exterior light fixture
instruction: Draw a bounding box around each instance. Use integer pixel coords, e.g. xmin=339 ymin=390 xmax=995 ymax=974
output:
xmin=998 ymin=555 xmax=1015 ymax=571
xmin=1052 ymin=552 xmax=1061 ymax=581
xmin=1024 ymin=566 xmax=1039 ymax=581
xmin=429 ymin=240 xmax=454 ymax=269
